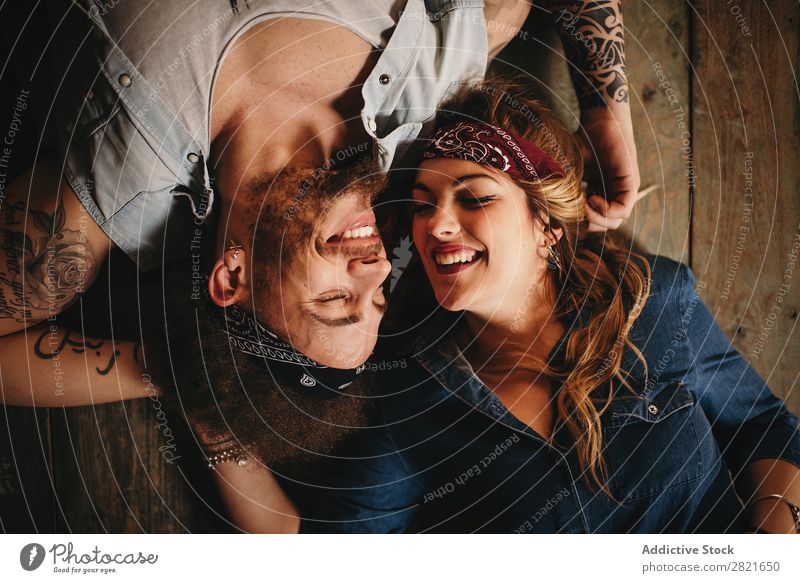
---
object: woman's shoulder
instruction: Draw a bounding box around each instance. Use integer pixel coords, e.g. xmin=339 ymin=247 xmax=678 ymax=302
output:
xmin=640 ymin=253 xmax=699 ymax=314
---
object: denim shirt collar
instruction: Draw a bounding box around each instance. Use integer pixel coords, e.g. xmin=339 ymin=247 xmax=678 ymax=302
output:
xmin=407 ymin=307 xmax=586 ymax=452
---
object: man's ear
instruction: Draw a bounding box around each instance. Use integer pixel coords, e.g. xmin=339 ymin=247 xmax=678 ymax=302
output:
xmin=208 ymin=244 xmax=248 ymax=307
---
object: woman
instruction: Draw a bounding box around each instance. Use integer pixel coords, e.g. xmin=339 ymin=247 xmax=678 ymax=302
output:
xmin=302 ymin=79 xmax=800 ymax=533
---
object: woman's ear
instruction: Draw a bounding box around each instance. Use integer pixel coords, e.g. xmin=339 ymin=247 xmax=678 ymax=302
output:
xmin=544 ymin=223 xmax=564 ymax=247
xmin=208 ymin=243 xmax=248 ymax=307
xmin=536 ymin=212 xmax=564 ymax=247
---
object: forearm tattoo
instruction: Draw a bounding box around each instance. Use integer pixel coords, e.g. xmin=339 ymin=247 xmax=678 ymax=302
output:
xmin=0 ymin=198 xmax=95 ymax=323
xmin=34 ymin=325 xmax=122 ymax=376
xmin=548 ymin=1 xmax=629 ymax=108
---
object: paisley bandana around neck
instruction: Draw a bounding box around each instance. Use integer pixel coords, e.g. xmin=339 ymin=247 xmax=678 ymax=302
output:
xmin=417 ymin=121 xmax=565 ymax=180
xmin=204 ymin=282 xmax=366 ymax=398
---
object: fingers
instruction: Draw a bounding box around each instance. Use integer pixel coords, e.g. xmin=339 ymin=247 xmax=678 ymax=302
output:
xmin=584 ymin=195 xmax=626 ymax=231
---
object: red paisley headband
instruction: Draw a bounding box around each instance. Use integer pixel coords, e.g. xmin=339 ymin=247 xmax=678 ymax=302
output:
xmin=417 ymin=121 xmax=564 ymax=181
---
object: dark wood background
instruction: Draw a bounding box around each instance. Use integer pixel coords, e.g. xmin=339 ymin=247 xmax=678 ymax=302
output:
xmin=2 ymin=1 xmax=799 ymax=532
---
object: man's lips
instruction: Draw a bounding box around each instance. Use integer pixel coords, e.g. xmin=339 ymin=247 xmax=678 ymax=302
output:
xmin=326 ymin=210 xmax=378 ymax=243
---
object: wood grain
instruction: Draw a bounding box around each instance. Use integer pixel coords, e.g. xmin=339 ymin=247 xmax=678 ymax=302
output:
xmin=621 ymin=1 xmax=691 ymax=262
xmin=691 ymin=0 xmax=800 ymax=416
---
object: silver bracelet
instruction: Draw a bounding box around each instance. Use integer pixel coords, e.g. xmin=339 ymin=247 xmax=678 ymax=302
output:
xmin=205 ymin=446 xmax=249 ymax=468
xmin=746 ymin=494 xmax=800 ymax=534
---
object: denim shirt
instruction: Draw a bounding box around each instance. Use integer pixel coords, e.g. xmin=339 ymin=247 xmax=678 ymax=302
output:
xmin=56 ymin=0 xmax=486 ymax=270
xmin=296 ymin=255 xmax=800 ymax=533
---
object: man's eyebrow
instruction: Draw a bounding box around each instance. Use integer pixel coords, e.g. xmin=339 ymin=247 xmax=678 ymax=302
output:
xmin=412 ymin=173 xmax=499 ymax=193
xmin=309 ymin=312 xmax=363 ymax=327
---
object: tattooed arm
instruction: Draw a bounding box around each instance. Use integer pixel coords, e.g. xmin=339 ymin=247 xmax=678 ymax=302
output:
xmin=0 ymin=320 xmax=150 ymax=406
xmin=543 ymin=0 xmax=640 ymax=231
xmin=546 ymin=0 xmax=629 ymax=108
xmin=0 ymin=157 xmax=111 ymax=336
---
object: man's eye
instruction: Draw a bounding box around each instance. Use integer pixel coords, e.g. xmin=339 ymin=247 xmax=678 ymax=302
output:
xmin=460 ymin=195 xmax=497 ymax=208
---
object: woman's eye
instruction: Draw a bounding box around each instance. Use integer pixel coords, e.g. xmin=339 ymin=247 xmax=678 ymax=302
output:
xmin=460 ymin=195 xmax=497 ymax=208
xmin=411 ymin=202 xmax=435 ymax=215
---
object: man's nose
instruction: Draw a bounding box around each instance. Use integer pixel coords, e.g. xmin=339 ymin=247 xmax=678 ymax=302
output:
xmin=427 ymin=205 xmax=460 ymax=239
xmin=348 ymin=253 xmax=391 ymax=281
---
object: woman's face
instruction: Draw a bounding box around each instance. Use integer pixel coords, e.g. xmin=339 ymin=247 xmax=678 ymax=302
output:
xmin=411 ymin=158 xmax=552 ymax=320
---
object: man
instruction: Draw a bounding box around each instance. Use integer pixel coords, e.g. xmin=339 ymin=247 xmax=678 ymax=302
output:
xmin=0 ymin=0 xmax=638 ymax=374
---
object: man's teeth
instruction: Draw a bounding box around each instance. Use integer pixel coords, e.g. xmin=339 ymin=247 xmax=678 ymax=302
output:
xmin=434 ymin=250 xmax=477 ymax=265
xmin=341 ymin=225 xmax=377 ymax=240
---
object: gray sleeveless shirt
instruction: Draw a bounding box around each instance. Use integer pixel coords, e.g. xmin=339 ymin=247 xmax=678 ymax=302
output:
xmin=58 ymin=0 xmax=488 ymax=269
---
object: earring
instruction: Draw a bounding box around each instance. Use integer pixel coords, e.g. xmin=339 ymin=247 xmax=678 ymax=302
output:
xmin=547 ymin=245 xmax=563 ymax=272
xmin=228 ymin=240 xmax=243 ymax=261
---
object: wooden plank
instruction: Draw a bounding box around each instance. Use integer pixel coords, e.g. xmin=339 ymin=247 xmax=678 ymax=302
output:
xmin=50 ymin=400 xmax=229 ymax=533
xmin=621 ymin=1 xmax=691 ymax=262
xmin=0 ymin=407 xmax=56 ymax=532
xmin=691 ymin=0 xmax=800 ymax=416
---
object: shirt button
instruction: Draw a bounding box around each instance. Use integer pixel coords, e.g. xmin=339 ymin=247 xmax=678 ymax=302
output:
xmin=367 ymin=117 xmax=377 ymax=133
xmin=118 ymin=73 xmax=132 ymax=87
xmin=647 ymin=404 xmax=659 ymax=415
xmin=187 ymin=152 xmax=201 ymax=164
xmin=379 ymin=73 xmax=391 ymax=85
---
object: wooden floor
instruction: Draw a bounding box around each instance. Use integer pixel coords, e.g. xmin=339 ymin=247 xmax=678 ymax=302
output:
xmin=1 ymin=1 xmax=799 ymax=532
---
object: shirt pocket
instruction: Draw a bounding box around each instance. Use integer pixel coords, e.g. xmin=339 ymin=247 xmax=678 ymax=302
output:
xmin=603 ymin=381 xmax=705 ymax=502
xmin=73 ymin=74 xmax=122 ymax=146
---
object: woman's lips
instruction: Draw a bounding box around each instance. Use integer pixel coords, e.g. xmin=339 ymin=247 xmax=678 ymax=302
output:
xmin=430 ymin=245 xmax=483 ymax=275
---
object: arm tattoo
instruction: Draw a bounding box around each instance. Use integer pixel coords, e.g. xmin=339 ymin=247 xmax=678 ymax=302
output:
xmin=548 ymin=1 xmax=629 ymax=108
xmin=0 ymin=198 xmax=95 ymax=323
xmin=34 ymin=324 xmax=120 ymax=376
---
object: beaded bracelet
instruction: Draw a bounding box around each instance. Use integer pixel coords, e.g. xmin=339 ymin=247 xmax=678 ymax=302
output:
xmin=204 ymin=444 xmax=249 ymax=468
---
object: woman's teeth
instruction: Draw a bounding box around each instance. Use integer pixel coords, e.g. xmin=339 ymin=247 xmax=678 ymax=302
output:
xmin=341 ymin=225 xmax=377 ymax=240
xmin=435 ymin=250 xmax=477 ymax=265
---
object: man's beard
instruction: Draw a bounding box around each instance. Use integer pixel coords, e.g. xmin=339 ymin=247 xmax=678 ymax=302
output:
xmin=151 ymin=268 xmax=373 ymax=473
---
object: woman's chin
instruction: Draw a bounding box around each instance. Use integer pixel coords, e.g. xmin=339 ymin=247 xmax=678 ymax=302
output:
xmin=434 ymin=290 xmax=473 ymax=313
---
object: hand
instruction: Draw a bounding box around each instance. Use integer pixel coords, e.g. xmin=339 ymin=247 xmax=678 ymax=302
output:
xmin=576 ymin=108 xmax=640 ymax=232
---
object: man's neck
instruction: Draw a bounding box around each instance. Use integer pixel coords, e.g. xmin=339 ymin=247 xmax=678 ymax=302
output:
xmin=209 ymin=18 xmax=378 ymax=186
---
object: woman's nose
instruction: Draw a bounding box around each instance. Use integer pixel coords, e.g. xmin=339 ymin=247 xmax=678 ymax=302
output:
xmin=427 ymin=206 xmax=460 ymax=239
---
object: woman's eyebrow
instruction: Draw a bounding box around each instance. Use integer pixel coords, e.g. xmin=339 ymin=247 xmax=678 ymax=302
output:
xmin=412 ymin=181 xmax=432 ymax=192
xmin=452 ymin=173 xmax=499 ymax=187
xmin=413 ymin=173 xmax=498 ymax=193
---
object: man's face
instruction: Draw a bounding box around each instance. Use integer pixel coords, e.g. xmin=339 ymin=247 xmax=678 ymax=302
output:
xmin=249 ymin=160 xmax=390 ymax=368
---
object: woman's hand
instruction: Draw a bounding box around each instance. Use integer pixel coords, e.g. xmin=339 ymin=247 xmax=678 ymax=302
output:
xmin=576 ymin=107 xmax=640 ymax=232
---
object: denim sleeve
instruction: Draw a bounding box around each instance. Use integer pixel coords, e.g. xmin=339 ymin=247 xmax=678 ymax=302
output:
xmin=680 ymin=264 xmax=800 ymax=477
xmin=297 ymin=424 xmax=424 ymax=533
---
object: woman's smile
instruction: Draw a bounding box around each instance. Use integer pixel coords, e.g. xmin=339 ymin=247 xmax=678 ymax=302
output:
xmin=431 ymin=244 xmax=484 ymax=274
